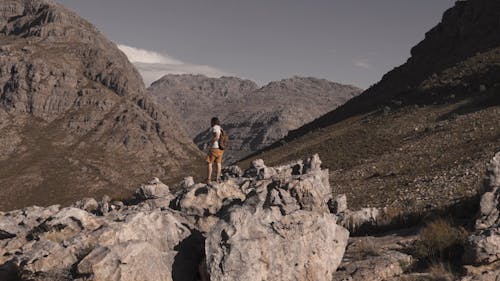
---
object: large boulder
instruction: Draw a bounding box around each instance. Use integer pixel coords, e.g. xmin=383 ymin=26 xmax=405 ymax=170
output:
xmin=205 ymin=155 xmax=349 ymax=281
xmin=466 ymin=152 xmax=500 ymax=265
xmin=76 ymin=210 xmax=193 ymax=281
xmin=77 ymin=242 xmax=176 ymax=281
xmin=206 ymin=195 xmax=349 ymax=281
xmin=135 ymin=177 xmax=173 ymax=201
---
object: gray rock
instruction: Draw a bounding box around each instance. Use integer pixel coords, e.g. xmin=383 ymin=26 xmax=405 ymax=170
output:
xmin=77 ymin=242 xmax=176 ymax=281
xmin=206 ymin=200 xmax=348 ymax=281
xmin=461 ymin=262 xmax=500 ymax=281
xmin=330 ymin=194 xmax=348 ymax=214
xmin=221 ymin=165 xmax=243 ymax=180
xmin=0 ymin=155 xmax=349 ymax=281
xmin=204 ymin=155 xmax=349 ymax=281
xmin=333 ymin=235 xmax=416 ymax=281
xmin=466 ymin=152 xmax=500 ymax=265
xmin=73 ymin=197 xmax=99 ymax=213
xmin=338 ymin=208 xmax=381 ymax=232
xmin=179 ymin=176 xmax=195 ymax=189
xmin=135 ymin=178 xmax=172 ymax=200
xmin=244 ymin=159 xmax=267 ymax=178
xmin=486 ymin=151 xmax=500 ymax=188
xmin=176 ymin=181 xmax=246 ymax=217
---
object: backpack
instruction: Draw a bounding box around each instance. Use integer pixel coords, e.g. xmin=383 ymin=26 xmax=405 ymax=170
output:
xmin=219 ymin=129 xmax=229 ymax=150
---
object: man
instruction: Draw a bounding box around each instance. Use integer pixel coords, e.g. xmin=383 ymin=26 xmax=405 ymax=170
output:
xmin=206 ymin=117 xmax=224 ymax=183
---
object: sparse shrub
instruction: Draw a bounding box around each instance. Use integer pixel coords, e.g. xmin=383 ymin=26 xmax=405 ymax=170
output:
xmin=428 ymin=262 xmax=455 ymax=281
xmin=414 ymin=218 xmax=467 ymax=265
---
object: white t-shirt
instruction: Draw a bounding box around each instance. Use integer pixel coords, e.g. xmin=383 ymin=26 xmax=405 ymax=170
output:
xmin=210 ymin=125 xmax=222 ymax=149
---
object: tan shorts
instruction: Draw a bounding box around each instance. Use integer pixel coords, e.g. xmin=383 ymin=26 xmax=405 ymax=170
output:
xmin=206 ymin=148 xmax=224 ymax=163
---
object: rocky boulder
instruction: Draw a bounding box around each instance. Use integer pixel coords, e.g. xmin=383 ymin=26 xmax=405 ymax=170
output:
xmin=0 ymin=154 xmax=350 ymax=281
xmin=465 ymin=152 xmax=500 ymax=266
xmin=204 ymin=154 xmax=349 ymax=281
xmin=206 ymin=198 xmax=348 ymax=281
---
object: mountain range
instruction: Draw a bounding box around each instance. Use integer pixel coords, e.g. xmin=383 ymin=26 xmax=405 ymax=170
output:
xmin=148 ymin=74 xmax=361 ymax=162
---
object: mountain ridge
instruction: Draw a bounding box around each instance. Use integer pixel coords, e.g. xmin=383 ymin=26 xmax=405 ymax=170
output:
xmin=149 ymin=74 xmax=362 ymax=163
xmin=0 ymin=0 xmax=204 ymax=211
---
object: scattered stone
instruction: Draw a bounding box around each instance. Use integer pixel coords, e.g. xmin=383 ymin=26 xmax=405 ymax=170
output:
xmin=73 ymin=197 xmax=99 ymax=213
xmin=221 ymin=165 xmax=243 ymax=180
xmin=135 ymin=178 xmax=172 ymax=200
xmin=179 ymin=176 xmax=195 ymax=189
xmin=330 ymin=194 xmax=348 ymax=214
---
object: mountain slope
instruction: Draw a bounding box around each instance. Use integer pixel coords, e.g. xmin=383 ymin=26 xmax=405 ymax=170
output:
xmin=149 ymin=75 xmax=361 ymax=162
xmin=238 ymin=0 xmax=500 ymax=212
xmin=0 ymin=0 xmax=204 ymax=210
xmin=148 ymin=74 xmax=259 ymax=137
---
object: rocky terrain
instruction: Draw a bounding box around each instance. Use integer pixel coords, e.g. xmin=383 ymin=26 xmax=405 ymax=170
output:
xmin=0 ymin=0 xmax=204 ymax=210
xmin=148 ymin=74 xmax=361 ymax=163
xmin=239 ymin=0 xmax=500 ymax=215
xmin=0 ymin=152 xmax=499 ymax=281
xmin=0 ymin=155 xmax=350 ymax=281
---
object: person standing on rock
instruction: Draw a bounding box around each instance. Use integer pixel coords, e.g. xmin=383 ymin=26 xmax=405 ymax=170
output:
xmin=206 ymin=117 xmax=224 ymax=183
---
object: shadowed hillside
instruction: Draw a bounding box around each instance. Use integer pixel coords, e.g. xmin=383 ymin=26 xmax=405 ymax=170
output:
xmin=239 ymin=0 xmax=500 ymax=212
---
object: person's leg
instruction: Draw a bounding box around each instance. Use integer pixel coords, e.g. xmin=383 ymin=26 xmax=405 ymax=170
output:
xmin=207 ymin=162 xmax=213 ymax=183
xmin=216 ymin=162 xmax=222 ymax=182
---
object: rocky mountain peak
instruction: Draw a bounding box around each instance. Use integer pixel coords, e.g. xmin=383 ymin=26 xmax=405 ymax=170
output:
xmin=151 ymin=74 xmax=258 ymax=98
xmin=0 ymin=0 xmax=203 ymax=210
xmin=1 ymin=0 xmax=144 ymax=100
xmin=259 ymin=76 xmax=360 ymax=94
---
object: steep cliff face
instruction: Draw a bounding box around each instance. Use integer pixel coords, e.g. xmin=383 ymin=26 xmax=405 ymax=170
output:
xmin=285 ymin=0 xmax=500 ymax=139
xmin=0 ymin=0 xmax=204 ymax=211
xmin=149 ymin=75 xmax=361 ymax=163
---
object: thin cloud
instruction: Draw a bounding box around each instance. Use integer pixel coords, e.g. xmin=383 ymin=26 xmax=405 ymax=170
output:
xmin=117 ymin=44 xmax=231 ymax=86
xmin=354 ymin=59 xmax=373 ymax=69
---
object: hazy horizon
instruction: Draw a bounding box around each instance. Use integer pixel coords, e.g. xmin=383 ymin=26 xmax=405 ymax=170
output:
xmin=57 ymin=0 xmax=456 ymax=88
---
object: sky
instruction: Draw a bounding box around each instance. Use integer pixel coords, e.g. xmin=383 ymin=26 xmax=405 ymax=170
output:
xmin=57 ymin=0 xmax=456 ymax=89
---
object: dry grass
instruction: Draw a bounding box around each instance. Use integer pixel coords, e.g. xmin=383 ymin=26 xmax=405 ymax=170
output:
xmin=428 ymin=263 xmax=456 ymax=281
xmin=238 ymin=96 xmax=499 ymax=215
xmin=414 ymin=219 xmax=468 ymax=264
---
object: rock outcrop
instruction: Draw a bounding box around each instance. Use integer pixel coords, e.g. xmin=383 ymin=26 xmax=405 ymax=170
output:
xmin=0 ymin=0 xmax=203 ymax=210
xmin=332 ymin=234 xmax=415 ymax=281
xmin=465 ymin=152 xmax=500 ymax=266
xmin=148 ymin=74 xmax=361 ymax=163
xmin=0 ymin=154 xmax=349 ymax=281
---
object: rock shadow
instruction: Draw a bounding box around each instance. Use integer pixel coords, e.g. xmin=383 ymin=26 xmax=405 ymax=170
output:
xmin=172 ymin=228 xmax=207 ymax=281
xmin=0 ymin=261 xmax=21 ymax=281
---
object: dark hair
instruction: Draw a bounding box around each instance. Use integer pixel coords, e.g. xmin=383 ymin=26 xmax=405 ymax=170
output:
xmin=211 ymin=117 xmax=220 ymax=126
